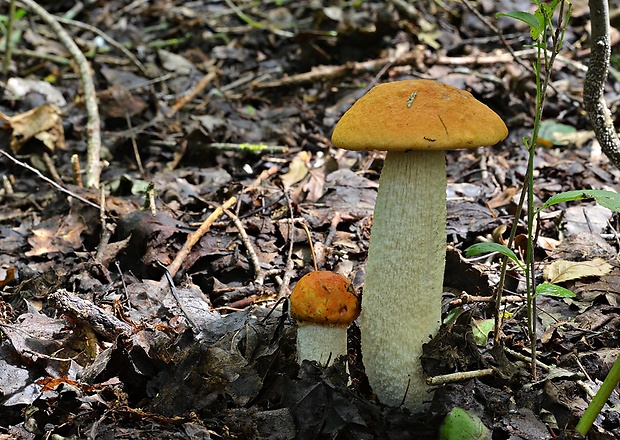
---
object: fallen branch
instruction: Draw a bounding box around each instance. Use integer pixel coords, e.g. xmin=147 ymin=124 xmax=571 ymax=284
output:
xmin=0 ymin=149 xmax=100 ymax=209
xmin=224 ymin=208 xmax=279 ymax=285
xmin=158 ymin=196 xmax=238 ymax=290
xmin=55 ymin=15 xmax=147 ymax=73
xmin=17 ymin=0 xmax=102 ymax=187
xmin=167 ymin=69 xmax=218 ymax=117
xmin=48 ymin=289 xmax=132 ymax=339
xmin=426 ymin=368 xmax=495 ymax=386
xmin=252 ymin=50 xmax=424 ymax=88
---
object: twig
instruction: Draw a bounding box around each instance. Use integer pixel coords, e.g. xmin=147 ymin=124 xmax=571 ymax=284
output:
xmin=224 ymin=208 xmax=270 ymax=284
xmin=277 ymin=188 xmax=296 ymax=298
xmin=41 ymin=152 xmax=62 ymax=185
xmin=17 ymin=0 xmax=102 ymax=188
xmin=431 ymin=49 xmax=586 ymax=72
xmin=426 ymin=368 xmax=495 ymax=386
xmin=0 ymin=47 xmax=71 ymax=65
xmin=0 ymin=149 xmax=100 ymax=209
xmin=252 ymin=50 xmax=424 ymax=88
xmin=295 ymin=219 xmax=318 ymax=272
xmin=583 ymin=0 xmax=620 ymax=169
xmin=3 ymin=0 xmax=16 ymax=74
xmin=71 ymin=154 xmax=83 ymax=187
xmin=2 ymin=175 xmax=14 ymax=195
xmin=156 ymin=261 xmax=197 ymax=330
xmin=55 ymin=15 xmax=147 ymax=73
xmin=115 ymin=261 xmax=131 ymax=310
xmin=95 ymin=187 xmax=112 ymax=263
xmin=200 ymin=143 xmax=289 ymax=155
xmin=449 ymin=293 xmax=523 ymax=306
xmin=125 ymin=113 xmax=145 ymax=177
xmin=167 ymin=70 xmax=218 ymax=118
xmin=158 ymin=196 xmax=237 ymax=290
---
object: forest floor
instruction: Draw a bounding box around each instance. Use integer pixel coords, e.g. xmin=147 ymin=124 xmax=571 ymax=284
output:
xmin=0 ymin=0 xmax=619 ymax=439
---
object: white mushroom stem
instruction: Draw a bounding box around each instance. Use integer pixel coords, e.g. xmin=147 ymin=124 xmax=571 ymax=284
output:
xmin=296 ymin=324 xmax=347 ymax=366
xmin=361 ymin=149 xmax=446 ymax=411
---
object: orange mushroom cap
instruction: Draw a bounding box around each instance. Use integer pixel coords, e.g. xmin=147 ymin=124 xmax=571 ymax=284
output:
xmin=331 ymin=79 xmax=508 ymax=151
xmin=289 ymin=271 xmax=361 ymax=326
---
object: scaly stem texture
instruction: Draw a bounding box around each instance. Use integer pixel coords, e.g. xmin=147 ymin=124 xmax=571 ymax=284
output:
xmin=361 ymin=150 xmax=446 ymax=411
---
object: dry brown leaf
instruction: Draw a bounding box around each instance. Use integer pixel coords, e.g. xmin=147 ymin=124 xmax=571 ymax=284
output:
xmin=0 ymin=104 xmax=65 ymax=153
xmin=97 ymin=84 xmax=147 ymax=118
xmin=281 ymin=151 xmax=310 ymax=188
xmin=26 ymin=212 xmax=87 ymax=256
xmin=544 ymin=258 xmax=613 ymax=284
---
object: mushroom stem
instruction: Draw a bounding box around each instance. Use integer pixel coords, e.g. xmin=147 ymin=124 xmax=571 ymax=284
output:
xmin=361 ymin=149 xmax=446 ymax=411
xmin=296 ymin=324 xmax=347 ymax=365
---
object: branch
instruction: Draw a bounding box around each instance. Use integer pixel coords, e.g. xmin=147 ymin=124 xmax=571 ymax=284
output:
xmin=584 ymin=0 xmax=620 ymax=168
xmin=16 ymin=0 xmax=103 ymax=187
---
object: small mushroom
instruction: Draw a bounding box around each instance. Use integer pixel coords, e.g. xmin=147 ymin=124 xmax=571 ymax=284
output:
xmin=331 ymin=79 xmax=507 ymax=410
xmin=289 ymin=270 xmax=361 ymax=365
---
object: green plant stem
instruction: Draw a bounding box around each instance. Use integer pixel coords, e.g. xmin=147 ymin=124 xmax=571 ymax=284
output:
xmin=493 ymin=1 xmax=571 ymax=376
xmin=525 ymin=0 xmax=570 ymax=379
xmin=576 ymin=356 xmax=620 ymax=436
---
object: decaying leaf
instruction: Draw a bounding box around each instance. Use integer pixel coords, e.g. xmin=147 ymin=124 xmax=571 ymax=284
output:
xmin=281 ymin=151 xmax=310 ymax=188
xmin=0 ymin=104 xmax=65 ymax=153
xmin=544 ymin=258 xmax=613 ymax=284
xmin=26 ymin=211 xmax=87 ymax=256
xmin=97 ymin=83 xmax=147 ymax=118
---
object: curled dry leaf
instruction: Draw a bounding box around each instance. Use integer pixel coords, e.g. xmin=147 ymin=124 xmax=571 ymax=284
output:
xmin=544 ymin=258 xmax=613 ymax=284
xmin=0 ymin=104 xmax=65 ymax=153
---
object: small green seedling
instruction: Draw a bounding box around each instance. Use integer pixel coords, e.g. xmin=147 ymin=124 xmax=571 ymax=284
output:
xmin=464 ymin=242 xmax=575 ymax=299
xmin=0 ymin=7 xmax=26 ymax=47
xmin=467 ymin=190 xmax=620 ymax=291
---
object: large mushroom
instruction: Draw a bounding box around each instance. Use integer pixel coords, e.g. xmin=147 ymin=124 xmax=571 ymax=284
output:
xmin=331 ymin=79 xmax=507 ymax=411
xmin=289 ymin=270 xmax=361 ymax=365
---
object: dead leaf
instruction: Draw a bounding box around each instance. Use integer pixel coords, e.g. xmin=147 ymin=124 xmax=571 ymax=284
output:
xmin=544 ymin=258 xmax=613 ymax=284
xmin=563 ymin=204 xmax=612 ymax=236
xmin=488 ymin=186 xmax=518 ymax=209
xmin=0 ymin=104 xmax=65 ymax=153
xmin=26 ymin=212 xmax=87 ymax=256
xmin=0 ymin=266 xmax=16 ymax=288
xmin=97 ymin=84 xmax=147 ymax=118
xmin=281 ymin=151 xmax=310 ymax=188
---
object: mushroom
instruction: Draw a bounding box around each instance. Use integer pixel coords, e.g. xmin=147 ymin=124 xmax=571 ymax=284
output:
xmin=331 ymin=79 xmax=507 ymax=410
xmin=289 ymin=270 xmax=361 ymax=365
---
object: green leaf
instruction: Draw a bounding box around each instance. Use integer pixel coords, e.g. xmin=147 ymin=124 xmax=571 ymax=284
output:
xmin=537 ymin=189 xmax=620 ymax=213
xmin=537 ymin=120 xmax=577 ymax=146
xmin=497 ymin=11 xmax=542 ymax=34
xmin=472 ymin=318 xmax=495 ymax=347
xmin=439 ymin=407 xmax=491 ymax=440
xmin=443 ymin=307 xmax=465 ymax=326
xmin=535 ymin=282 xmax=576 ymax=298
xmin=465 ymin=242 xmax=522 ymax=268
